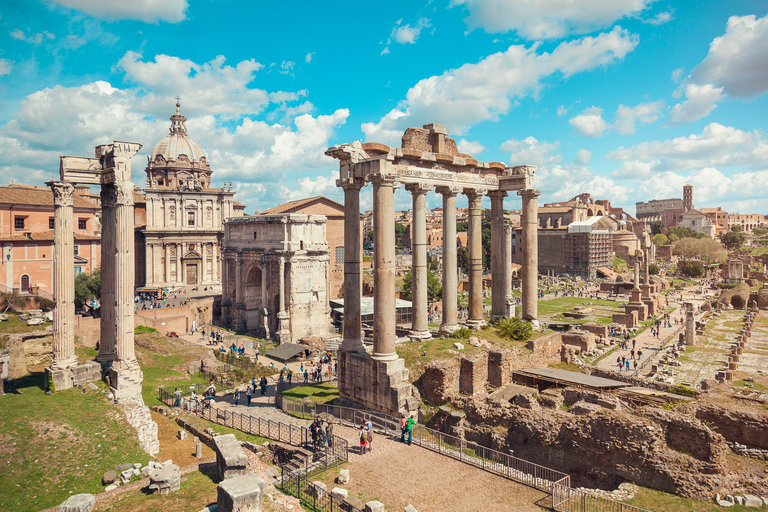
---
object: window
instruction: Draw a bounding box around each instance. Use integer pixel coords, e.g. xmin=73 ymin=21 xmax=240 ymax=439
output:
xmin=188 ymin=212 xmax=195 ymax=226
xmin=335 ymin=246 xmax=344 ymax=265
xmin=14 ymin=217 xmax=25 ymax=230
xmin=49 ymin=218 xmax=55 ymax=229
xmin=74 ymin=267 xmax=82 ymax=275
xmin=74 ymin=245 xmax=79 ymax=256
xmin=78 ymin=219 xmax=87 ymax=230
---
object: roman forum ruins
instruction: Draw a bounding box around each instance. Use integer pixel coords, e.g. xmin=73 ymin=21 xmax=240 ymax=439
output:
xmin=326 ymin=123 xmax=538 ymax=415
xmin=46 ymin=142 xmax=145 ymax=398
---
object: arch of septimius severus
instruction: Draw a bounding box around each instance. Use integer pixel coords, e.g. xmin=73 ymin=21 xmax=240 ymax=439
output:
xmin=326 ymin=123 xmax=539 ymax=416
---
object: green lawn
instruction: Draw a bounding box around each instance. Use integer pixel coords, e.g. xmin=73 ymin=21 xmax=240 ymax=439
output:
xmin=627 ymin=486 xmax=754 ymax=512
xmin=280 ymin=382 xmax=340 ymax=403
xmin=0 ymin=313 xmax=52 ymax=335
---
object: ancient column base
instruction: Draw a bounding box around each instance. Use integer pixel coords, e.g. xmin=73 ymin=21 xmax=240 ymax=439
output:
xmin=275 ymin=311 xmax=290 ymax=344
xmin=96 ymin=352 xmax=114 ymax=364
xmin=505 ymin=301 xmax=516 ymax=319
xmin=465 ymin=319 xmax=487 ymax=330
xmin=438 ymin=323 xmax=459 ymax=336
xmin=45 ymin=361 xmax=102 ymax=393
xmin=109 ymin=365 xmax=144 ymax=399
xmin=337 ymin=351 xmax=418 ymax=417
xmin=524 ymin=319 xmax=540 ymax=329
xmin=409 ymin=329 xmax=432 ymax=341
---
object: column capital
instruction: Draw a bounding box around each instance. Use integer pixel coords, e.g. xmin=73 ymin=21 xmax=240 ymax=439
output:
xmin=517 ymin=188 xmax=541 ymax=198
xmin=487 ymin=190 xmax=508 ymax=199
xmin=336 ymin=177 xmax=366 ymax=191
xmin=49 ymin=181 xmax=75 ymax=207
xmin=405 ymin=182 xmax=433 ymax=195
xmin=463 ymin=187 xmax=487 ymax=199
xmin=435 ymin=185 xmax=462 ymax=197
xmin=369 ymin=173 xmax=400 ymax=189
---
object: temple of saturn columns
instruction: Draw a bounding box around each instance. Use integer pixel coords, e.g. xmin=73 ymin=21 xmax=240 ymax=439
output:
xmin=326 ymin=123 xmax=539 ymax=415
xmin=46 ymin=142 xmax=145 ymax=399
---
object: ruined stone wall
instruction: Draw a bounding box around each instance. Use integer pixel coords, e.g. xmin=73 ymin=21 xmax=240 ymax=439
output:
xmin=693 ymin=402 xmax=768 ymax=450
xmin=561 ymin=330 xmax=596 ymax=352
xmin=487 ymin=349 xmax=514 ymax=387
xmin=135 ymin=296 xmax=214 ymax=334
xmin=459 ymin=353 xmax=488 ymax=395
xmin=579 ymin=322 xmax=609 ymax=338
xmin=421 ymin=360 xmax=459 ymax=405
xmin=526 ymin=332 xmax=563 ymax=363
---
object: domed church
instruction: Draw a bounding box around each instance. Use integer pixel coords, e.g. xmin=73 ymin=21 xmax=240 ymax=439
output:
xmin=135 ymin=101 xmax=244 ymax=289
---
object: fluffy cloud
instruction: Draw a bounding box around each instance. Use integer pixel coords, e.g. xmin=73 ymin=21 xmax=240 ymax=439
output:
xmin=569 ymin=107 xmax=608 ymax=137
xmin=381 ymin=18 xmax=431 ymax=55
xmin=500 ymin=136 xmax=561 ymax=166
xmin=10 ymin=29 xmax=55 ymax=45
xmin=608 ymin=122 xmax=768 ymax=175
xmin=669 ymin=83 xmax=724 ymax=124
xmin=614 ymin=100 xmax=664 ymax=134
xmin=690 ymin=14 xmax=768 ymax=98
xmin=0 ymin=59 xmax=13 ymax=76
xmin=636 ymin=168 xmax=768 ymax=206
xmin=536 ymin=163 xmax=632 ymax=206
xmin=452 ymin=0 xmax=651 ymax=39
xmin=363 ymin=27 xmax=638 ymax=143
xmin=279 ymin=172 xmax=340 ymax=203
xmin=573 ymin=149 xmax=591 ymax=165
xmin=47 ymin=0 xmax=188 ymax=23
xmin=456 ymin=139 xmax=485 ymax=156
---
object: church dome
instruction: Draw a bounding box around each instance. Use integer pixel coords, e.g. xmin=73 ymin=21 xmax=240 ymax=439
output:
xmin=150 ymin=102 xmax=208 ymax=162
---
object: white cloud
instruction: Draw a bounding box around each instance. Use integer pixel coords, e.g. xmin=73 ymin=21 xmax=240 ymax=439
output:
xmin=670 ymin=67 xmax=685 ymax=83
xmin=669 ymin=83 xmax=724 ymax=124
xmin=10 ymin=29 xmax=55 ymax=45
xmin=536 ymin=163 xmax=632 ymax=205
xmin=636 ymin=167 xmax=768 ymax=206
xmin=556 ymin=105 xmax=569 ymax=117
xmin=279 ymin=61 xmax=295 ymax=75
xmin=569 ymin=106 xmax=608 ymax=137
xmin=608 ymin=122 xmax=768 ymax=175
xmin=452 ymin=0 xmax=651 ymax=39
xmin=279 ymin=172 xmax=339 ymax=202
xmin=47 ymin=0 xmax=188 ymax=23
xmin=0 ymin=59 xmax=13 ymax=77
xmin=690 ymin=14 xmax=768 ymax=98
xmin=614 ymin=100 xmax=664 ymax=134
xmin=643 ymin=10 xmax=673 ymax=26
xmin=305 ymin=53 xmax=314 ymax=63
xmin=574 ymin=149 xmax=591 ymax=165
xmin=500 ymin=136 xmax=561 ymax=166
xmin=363 ymin=27 xmax=638 ymax=143
xmin=456 ymin=139 xmax=485 ymax=156
xmin=381 ymin=18 xmax=431 ymax=55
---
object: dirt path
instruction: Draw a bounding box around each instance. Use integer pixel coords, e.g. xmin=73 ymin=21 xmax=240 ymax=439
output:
xmin=313 ymin=425 xmax=550 ymax=512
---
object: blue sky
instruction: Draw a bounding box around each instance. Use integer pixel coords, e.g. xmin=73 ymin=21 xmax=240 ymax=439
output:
xmin=1 ymin=0 xmax=767 ymax=215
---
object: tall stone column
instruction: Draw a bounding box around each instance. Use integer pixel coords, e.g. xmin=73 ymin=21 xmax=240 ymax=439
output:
xmin=338 ymin=178 xmax=365 ymax=352
xmin=685 ymin=302 xmax=696 ymax=345
xmin=175 ymin=244 xmax=181 ymax=285
xmin=371 ymin=173 xmax=399 ymax=361
xmin=406 ymin=183 xmax=432 ymax=340
xmin=465 ymin=189 xmax=485 ymax=329
xmin=504 ymin=225 xmax=514 ymax=318
xmin=488 ymin=190 xmax=507 ymax=321
xmin=276 ymin=254 xmax=291 ymax=343
xmin=50 ymin=181 xmax=77 ymax=371
xmin=112 ymin=181 xmax=138 ymax=370
xmin=519 ymin=189 xmax=540 ymax=325
xmin=98 ymin=187 xmax=115 ymax=363
xmin=437 ymin=186 xmax=461 ymax=335
xmin=233 ymin=252 xmax=245 ymax=331
xmin=164 ymin=244 xmax=171 ymax=283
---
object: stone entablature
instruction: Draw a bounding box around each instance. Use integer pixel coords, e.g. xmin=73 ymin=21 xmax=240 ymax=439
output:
xmin=221 ymin=214 xmax=334 ymax=343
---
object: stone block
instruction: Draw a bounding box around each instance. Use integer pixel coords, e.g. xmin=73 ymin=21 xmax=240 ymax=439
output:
xmin=0 ymin=313 xmax=7 ymax=321
xmin=46 ymin=366 xmax=73 ymax=392
xmin=213 ymin=434 xmax=247 ymax=481
xmin=104 ymin=483 xmax=120 ymax=492
xmin=27 ymin=317 xmax=44 ymax=326
xmin=404 ymin=505 xmax=419 ymax=512
xmin=365 ymin=501 xmax=386 ymax=512
xmin=743 ymin=494 xmax=763 ymax=508
xmin=421 ymin=360 xmax=459 ymax=405
xmin=570 ymin=401 xmax=602 ymax=415
xmin=307 ymin=481 xmax=327 ymax=499
xmin=336 ymin=469 xmax=350 ymax=484
xmin=487 ymin=349 xmax=513 ymax=388
xmin=119 ymin=468 xmax=134 ymax=484
xmin=459 ymin=352 xmax=488 ymax=396
xmin=178 ymin=429 xmax=188 ymax=440
xmin=332 ymin=488 xmax=349 ymax=499
xmin=342 ymin=496 xmax=364 ymax=511
xmin=148 ymin=463 xmax=180 ymax=494
xmin=561 ymin=330 xmax=596 ymax=353
xmin=71 ymin=361 xmax=101 ymax=386
xmin=102 ymin=470 xmax=117 ymax=485
xmin=453 ymin=342 xmax=464 ymax=350
xmin=59 ymin=493 xmax=95 ymax=512
xmin=217 ymin=474 xmax=265 ymax=512
xmin=116 ymin=462 xmax=133 ymax=472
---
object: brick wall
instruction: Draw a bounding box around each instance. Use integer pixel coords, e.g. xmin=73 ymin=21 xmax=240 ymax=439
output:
xmin=459 ymin=353 xmax=488 ymax=395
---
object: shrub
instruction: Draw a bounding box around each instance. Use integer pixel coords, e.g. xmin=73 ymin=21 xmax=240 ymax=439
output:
xmin=495 ymin=317 xmax=532 ymax=342
xmin=450 ymin=327 xmax=473 ymax=339
xmin=37 ymin=297 xmax=55 ymax=310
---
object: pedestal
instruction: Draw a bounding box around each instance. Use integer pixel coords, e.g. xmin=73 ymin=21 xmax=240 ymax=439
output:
xmin=109 ymin=365 xmax=144 ymax=399
xmin=276 ymin=311 xmax=291 ymax=344
xmin=338 ymin=351 xmax=418 ymax=416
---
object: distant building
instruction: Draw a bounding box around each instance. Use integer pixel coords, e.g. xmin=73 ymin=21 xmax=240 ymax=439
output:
xmin=728 ymin=214 xmax=766 ymax=233
xmin=679 ymin=209 xmax=716 ymax=238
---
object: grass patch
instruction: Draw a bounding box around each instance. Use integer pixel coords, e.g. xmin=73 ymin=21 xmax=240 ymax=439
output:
xmin=626 ymin=486 xmax=752 ymax=512
xmin=280 ymin=382 xmax=339 ymax=403
xmin=547 ymin=361 xmax=585 ymax=373
xmin=0 ymin=313 xmax=52 ymax=335
xmin=734 ymin=380 xmax=768 ymax=391
xmin=181 ymin=414 xmax=270 ymax=445
xmin=0 ymin=374 xmax=148 ymax=512
xmin=134 ymin=325 xmax=158 ymax=334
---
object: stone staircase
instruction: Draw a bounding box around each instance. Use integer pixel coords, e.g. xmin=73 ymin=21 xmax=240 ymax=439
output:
xmin=324 ymin=338 xmax=342 ymax=352
xmin=269 ymin=441 xmax=318 ymax=475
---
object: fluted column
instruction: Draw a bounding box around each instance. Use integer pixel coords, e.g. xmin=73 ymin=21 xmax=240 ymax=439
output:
xmin=504 ymin=225 xmax=514 ymax=318
xmin=406 ymin=182 xmax=432 ymax=340
xmin=112 ymin=181 xmax=138 ymax=370
xmin=276 ymin=253 xmax=291 ymax=343
xmin=437 ymin=186 xmax=461 ymax=335
xmin=489 ymin=190 xmax=507 ymax=321
xmin=50 ymin=181 xmax=77 ymax=370
xmin=98 ymin=186 xmax=115 ymax=363
xmin=175 ymin=244 xmax=181 ymax=285
xmin=465 ymin=189 xmax=486 ymax=329
xmin=371 ymin=173 xmax=400 ymax=361
xmin=519 ymin=189 xmax=540 ymax=325
xmin=233 ymin=252 xmax=245 ymax=331
xmin=338 ymin=177 xmax=365 ymax=352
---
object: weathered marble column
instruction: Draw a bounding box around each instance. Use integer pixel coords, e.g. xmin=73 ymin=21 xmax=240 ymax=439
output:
xmin=111 ymin=180 xmax=139 ymax=371
xmin=98 ymin=186 xmax=115 ymax=363
xmin=407 ymin=183 xmax=432 ymax=340
xmin=50 ymin=181 xmax=77 ymax=370
xmin=465 ymin=189 xmax=486 ymax=329
xmin=338 ymin=178 xmax=365 ymax=352
xmin=633 ymin=261 xmax=640 ymax=290
xmin=488 ymin=190 xmax=507 ymax=321
xmin=175 ymin=244 xmax=181 ymax=285
xmin=437 ymin=186 xmax=461 ymax=335
xmin=276 ymin=254 xmax=291 ymax=343
xmin=519 ymin=189 xmax=540 ymax=325
xmin=371 ymin=173 xmax=399 ymax=361
xmin=685 ymin=302 xmax=696 ymax=345
xmin=504 ymin=225 xmax=514 ymax=318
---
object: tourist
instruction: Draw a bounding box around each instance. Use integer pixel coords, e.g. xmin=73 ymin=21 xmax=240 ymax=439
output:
xmin=304 ymin=370 xmax=309 ymax=383
xmin=260 ymin=376 xmax=268 ymax=396
xmin=630 ymin=349 xmax=635 ymax=360
xmin=234 ymin=389 xmax=240 ymax=406
xmin=173 ymin=387 xmax=182 ymax=407
xmin=618 ymin=360 xmax=623 ymax=371
xmin=287 ymin=370 xmax=293 ymax=384
xmin=366 ymin=427 xmax=374 ymax=453
xmin=327 ymin=420 xmax=334 ymax=448
xmin=359 ymin=425 xmax=368 ymax=454
xmin=633 ymin=360 xmax=638 ymax=371
xmin=637 ymin=349 xmax=642 ymax=360
xmin=406 ymin=416 xmax=415 ymax=445
xmin=625 ymin=360 xmax=630 ymax=372
xmin=246 ymin=386 xmax=252 ymax=407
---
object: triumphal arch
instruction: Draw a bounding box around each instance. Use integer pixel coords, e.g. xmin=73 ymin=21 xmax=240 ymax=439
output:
xmin=326 ymin=123 xmax=539 ymax=415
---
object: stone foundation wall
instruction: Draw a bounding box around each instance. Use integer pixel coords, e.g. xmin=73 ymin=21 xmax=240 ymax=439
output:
xmin=459 ymin=353 xmax=488 ymax=395
xmin=612 ymin=311 xmax=638 ymax=328
xmin=421 ymin=361 xmax=459 ymax=405
xmin=561 ymin=331 xmax=596 ymax=352
xmin=1 ymin=330 xmax=51 ymax=380
xmin=526 ymin=332 xmax=563 ymax=364
xmin=487 ymin=349 xmax=514 ymax=387
xmin=579 ymin=323 xmax=609 ymax=338
xmin=338 ymin=351 xmax=418 ymax=416
xmin=693 ymin=403 xmax=768 ymax=450
xmin=136 ymin=297 xmax=214 ymax=335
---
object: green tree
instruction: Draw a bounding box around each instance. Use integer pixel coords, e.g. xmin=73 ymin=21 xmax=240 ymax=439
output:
xmin=678 ymin=260 xmax=705 ymax=277
xmin=721 ymin=229 xmax=746 ymax=250
xmin=652 ymin=233 xmax=669 ymax=246
xmin=394 ymin=222 xmax=407 ymax=238
xmin=456 ymin=221 xmax=468 ymax=232
xmin=74 ymin=268 xmax=101 ymax=310
xmin=457 ymin=246 xmax=469 ymax=273
xmin=400 ymin=269 xmax=442 ymax=301
xmin=648 ymin=262 xmax=660 ymax=275
xmin=667 ymin=226 xmax=707 ymax=240
xmin=650 ymin=220 xmax=665 ymax=236
xmin=731 ymin=224 xmax=743 ymax=232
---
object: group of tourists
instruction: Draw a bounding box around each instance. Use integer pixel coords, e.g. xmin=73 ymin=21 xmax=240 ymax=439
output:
xmin=310 ymin=416 xmax=333 ymax=449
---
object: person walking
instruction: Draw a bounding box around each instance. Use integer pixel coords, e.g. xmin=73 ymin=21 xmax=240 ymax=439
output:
xmin=400 ymin=414 xmax=408 ymax=443
xmin=246 ymin=386 xmax=252 ymax=407
xmin=327 ymin=420 xmax=334 ymax=448
xmin=366 ymin=427 xmax=374 ymax=453
xmin=406 ymin=416 xmax=415 ymax=445
xmin=359 ymin=425 xmax=368 ymax=454
xmin=234 ymin=389 xmax=240 ymax=407
xmin=173 ymin=387 xmax=182 ymax=407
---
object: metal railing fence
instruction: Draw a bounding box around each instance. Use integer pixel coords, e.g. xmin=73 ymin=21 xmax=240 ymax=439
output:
xmin=279 ymin=471 xmax=363 ymax=512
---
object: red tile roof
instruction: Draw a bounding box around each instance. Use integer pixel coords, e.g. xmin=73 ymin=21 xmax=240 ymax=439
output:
xmin=0 ymin=184 xmax=99 ymax=209
xmin=0 ymin=230 xmax=101 ymax=242
xmin=259 ymin=196 xmax=344 ymax=215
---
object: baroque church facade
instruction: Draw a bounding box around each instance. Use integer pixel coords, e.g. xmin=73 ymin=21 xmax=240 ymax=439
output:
xmin=135 ymin=102 xmax=244 ymax=288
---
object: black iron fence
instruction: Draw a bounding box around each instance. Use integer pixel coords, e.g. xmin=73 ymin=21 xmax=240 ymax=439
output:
xmin=279 ymin=471 xmax=363 ymax=512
